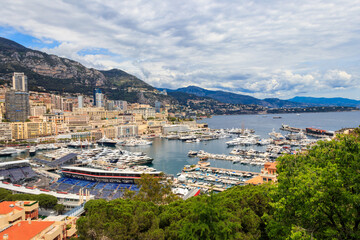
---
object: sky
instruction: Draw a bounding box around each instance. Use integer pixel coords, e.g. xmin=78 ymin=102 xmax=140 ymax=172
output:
xmin=0 ymin=0 xmax=359 ymax=99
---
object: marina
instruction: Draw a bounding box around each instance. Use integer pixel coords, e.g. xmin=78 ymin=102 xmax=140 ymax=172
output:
xmin=280 ymin=124 xmax=335 ymax=138
xmin=0 ymin=111 xmax=359 ymax=199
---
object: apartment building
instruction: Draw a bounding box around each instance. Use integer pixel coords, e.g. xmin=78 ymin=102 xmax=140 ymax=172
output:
xmin=11 ymin=122 xmax=55 ymax=140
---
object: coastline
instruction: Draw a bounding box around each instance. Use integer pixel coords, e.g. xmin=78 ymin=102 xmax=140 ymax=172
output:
xmin=207 ymin=107 xmax=359 ymax=118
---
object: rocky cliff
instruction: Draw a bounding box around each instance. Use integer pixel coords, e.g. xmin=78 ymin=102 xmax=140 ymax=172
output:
xmin=0 ymin=37 xmax=175 ymax=105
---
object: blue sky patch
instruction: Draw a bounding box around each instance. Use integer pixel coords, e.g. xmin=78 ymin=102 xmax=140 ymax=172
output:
xmin=0 ymin=26 xmax=60 ymax=49
xmin=77 ymin=48 xmax=117 ymax=57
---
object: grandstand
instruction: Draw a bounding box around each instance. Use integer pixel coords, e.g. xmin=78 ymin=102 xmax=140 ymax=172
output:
xmin=51 ymin=177 xmax=139 ymax=200
xmin=61 ymin=166 xmax=161 ymax=184
xmin=0 ymin=160 xmax=38 ymax=183
xmin=33 ymin=153 xmax=78 ymax=168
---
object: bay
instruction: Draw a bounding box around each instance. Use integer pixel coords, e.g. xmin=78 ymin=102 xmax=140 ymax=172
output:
xmin=127 ymin=111 xmax=360 ymax=175
xmin=3 ymin=111 xmax=360 ymax=176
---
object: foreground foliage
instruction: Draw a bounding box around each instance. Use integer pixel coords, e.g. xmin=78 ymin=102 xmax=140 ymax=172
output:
xmin=124 ymin=173 xmax=179 ymax=204
xmin=76 ymin=128 xmax=360 ymax=239
xmin=77 ymin=184 xmax=271 ymax=240
xmin=267 ymin=128 xmax=360 ymax=239
xmin=0 ymin=188 xmax=58 ymax=208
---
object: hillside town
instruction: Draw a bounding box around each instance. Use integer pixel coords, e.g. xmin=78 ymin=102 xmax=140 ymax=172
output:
xmin=0 ymin=72 xmax=357 ymax=239
xmin=1 ymin=1 xmax=359 ymax=238
xmin=0 ymin=72 xmax=208 ymax=144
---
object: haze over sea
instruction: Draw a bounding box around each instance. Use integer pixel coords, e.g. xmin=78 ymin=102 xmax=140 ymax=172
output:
xmin=133 ymin=111 xmax=360 ymax=175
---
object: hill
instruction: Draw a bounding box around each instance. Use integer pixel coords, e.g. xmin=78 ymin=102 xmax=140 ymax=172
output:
xmin=160 ymin=86 xmax=308 ymax=108
xmin=0 ymin=37 xmax=175 ymax=105
xmin=288 ymin=96 xmax=360 ymax=108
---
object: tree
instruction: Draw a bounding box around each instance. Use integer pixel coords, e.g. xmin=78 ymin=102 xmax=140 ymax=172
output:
xmin=0 ymin=188 xmax=11 ymax=200
xmin=77 ymin=199 xmax=163 ymax=240
xmin=77 ymin=185 xmax=272 ymax=240
xmin=3 ymin=192 xmax=58 ymax=209
xmin=267 ymin=129 xmax=360 ymax=239
xmin=35 ymin=194 xmax=57 ymax=209
xmin=54 ymin=204 xmax=65 ymax=214
xmin=125 ymin=173 xmax=178 ymax=204
xmin=160 ymin=185 xmax=272 ymax=240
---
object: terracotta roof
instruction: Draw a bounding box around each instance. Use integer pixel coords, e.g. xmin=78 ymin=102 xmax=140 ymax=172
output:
xmin=0 ymin=202 xmax=23 ymax=215
xmin=265 ymin=162 xmax=277 ymax=170
xmin=0 ymin=220 xmax=55 ymax=240
xmin=245 ymin=175 xmax=264 ymax=185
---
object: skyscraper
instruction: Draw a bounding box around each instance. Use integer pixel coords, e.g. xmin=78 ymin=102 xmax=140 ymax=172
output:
xmin=12 ymin=72 xmax=28 ymax=92
xmin=95 ymin=92 xmax=104 ymax=107
xmin=93 ymin=88 xmax=102 ymax=106
xmin=155 ymin=101 xmax=161 ymax=113
xmin=5 ymin=90 xmax=30 ymax=122
xmin=78 ymin=95 xmax=83 ymax=108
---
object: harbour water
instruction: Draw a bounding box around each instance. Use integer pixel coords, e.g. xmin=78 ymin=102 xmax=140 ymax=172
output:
xmin=2 ymin=111 xmax=360 ymax=176
xmin=126 ymin=111 xmax=360 ymax=175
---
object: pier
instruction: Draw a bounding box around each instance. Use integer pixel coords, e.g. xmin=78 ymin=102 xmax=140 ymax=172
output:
xmin=184 ymin=183 xmax=226 ymax=192
xmin=189 ymin=150 xmax=270 ymax=165
xmin=280 ymin=125 xmax=333 ymax=138
xmin=280 ymin=125 xmax=302 ymax=133
xmin=183 ymin=165 xmax=260 ymax=176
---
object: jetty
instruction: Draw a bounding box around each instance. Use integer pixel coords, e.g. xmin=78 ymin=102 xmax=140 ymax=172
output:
xmin=189 ymin=150 xmax=270 ymax=165
xmin=178 ymin=162 xmax=262 ymax=192
xmin=183 ymin=165 xmax=260 ymax=176
xmin=184 ymin=183 xmax=226 ymax=192
xmin=280 ymin=124 xmax=333 ymax=138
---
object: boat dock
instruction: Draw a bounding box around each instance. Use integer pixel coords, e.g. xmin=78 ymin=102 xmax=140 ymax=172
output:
xmin=183 ymin=165 xmax=260 ymax=176
xmin=280 ymin=125 xmax=302 ymax=133
xmin=189 ymin=150 xmax=269 ymax=165
xmin=184 ymin=183 xmax=226 ymax=192
xmin=280 ymin=125 xmax=332 ymax=138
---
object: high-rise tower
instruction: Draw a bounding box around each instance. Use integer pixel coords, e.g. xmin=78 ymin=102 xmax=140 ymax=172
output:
xmin=12 ymin=72 xmax=28 ymax=92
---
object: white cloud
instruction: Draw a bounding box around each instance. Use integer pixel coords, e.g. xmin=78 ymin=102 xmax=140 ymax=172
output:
xmin=0 ymin=0 xmax=359 ymax=98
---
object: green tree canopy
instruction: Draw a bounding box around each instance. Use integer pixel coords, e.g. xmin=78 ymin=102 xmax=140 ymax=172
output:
xmin=124 ymin=173 xmax=178 ymax=204
xmin=267 ymin=129 xmax=360 ymax=239
xmin=77 ymin=184 xmax=271 ymax=240
xmin=0 ymin=188 xmax=58 ymax=209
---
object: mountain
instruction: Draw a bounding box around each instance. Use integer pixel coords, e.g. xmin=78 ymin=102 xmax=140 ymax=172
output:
xmin=160 ymin=86 xmax=308 ymax=108
xmin=0 ymin=37 xmax=175 ymax=105
xmin=262 ymin=98 xmax=309 ymax=108
xmin=288 ymin=96 xmax=360 ymax=108
xmin=166 ymin=91 xmax=216 ymax=105
xmin=175 ymin=86 xmax=264 ymax=105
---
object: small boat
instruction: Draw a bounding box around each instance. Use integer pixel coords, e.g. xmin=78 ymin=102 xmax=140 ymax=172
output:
xmin=0 ymin=147 xmax=19 ymax=157
xmin=67 ymin=140 xmax=93 ymax=148
xmin=188 ymin=150 xmax=198 ymax=157
xmin=29 ymin=147 xmax=37 ymax=156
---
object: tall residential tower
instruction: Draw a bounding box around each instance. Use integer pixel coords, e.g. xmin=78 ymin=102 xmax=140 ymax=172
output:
xmin=12 ymin=72 xmax=28 ymax=92
xmin=5 ymin=73 xmax=30 ymax=122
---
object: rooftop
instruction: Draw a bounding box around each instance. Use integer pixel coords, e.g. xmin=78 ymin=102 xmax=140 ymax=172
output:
xmin=0 ymin=182 xmax=93 ymax=200
xmin=245 ymin=175 xmax=264 ymax=185
xmin=62 ymin=166 xmax=161 ymax=174
xmin=0 ymin=220 xmax=54 ymax=240
xmin=264 ymin=162 xmax=277 ymax=170
xmin=0 ymin=202 xmax=23 ymax=215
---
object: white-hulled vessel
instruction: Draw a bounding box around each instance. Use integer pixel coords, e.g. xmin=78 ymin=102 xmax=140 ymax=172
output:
xmin=97 ymin=136 xmax=117 ymax=147
xmin=67 ymin=140 xmax=93 ymax=148
xmin=29 ymin=146 xmax=37 ymax=156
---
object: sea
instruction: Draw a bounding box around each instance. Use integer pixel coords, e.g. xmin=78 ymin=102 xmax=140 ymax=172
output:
xmin=3 ymin=111 xmax=360 ymax=176
xmin=128 ymin=111 xmax=360 ymax=175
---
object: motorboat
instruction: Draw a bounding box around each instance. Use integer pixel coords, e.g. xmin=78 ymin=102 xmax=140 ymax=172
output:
xmin=97 ymin=136 xmax=117 ymax=147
